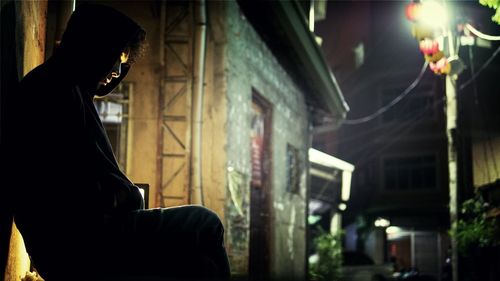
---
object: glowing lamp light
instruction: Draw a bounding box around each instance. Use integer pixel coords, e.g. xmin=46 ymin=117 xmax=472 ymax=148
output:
xmin=411 ymin=24 xmax=434 ymax=40
xmin=418 ymin=0 xmax=448 ymax=29
xmin=386 ymin=226 xmax=402 ymax=234
xmin=406 ymin=1 xmax=448 ymax=30
xmin=374 ymin=217 xmax=390 ymax=228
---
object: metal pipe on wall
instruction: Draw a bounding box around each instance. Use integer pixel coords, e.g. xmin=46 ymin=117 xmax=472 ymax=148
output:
xmin=191 ymin=0 xmax=207 ymax=205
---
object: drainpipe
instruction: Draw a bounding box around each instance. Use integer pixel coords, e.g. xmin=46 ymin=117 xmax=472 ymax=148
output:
xmin=191 ymin=0 xmax=207 ymax=205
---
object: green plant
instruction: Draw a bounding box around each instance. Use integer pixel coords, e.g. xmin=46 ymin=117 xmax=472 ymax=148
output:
xmin=450 ymin=195 xmax=500 ymax=256
xmin=479 ymin=0 xmax=500 ymax=24
xmin=309 ymin=227 xmax=343 ymax=281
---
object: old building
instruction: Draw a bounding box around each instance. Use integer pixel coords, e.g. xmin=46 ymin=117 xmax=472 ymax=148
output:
xmin=1 ymin=1 xmax=348 ymax=280
xmin=314 ymin=1 xmax=500 ymax=280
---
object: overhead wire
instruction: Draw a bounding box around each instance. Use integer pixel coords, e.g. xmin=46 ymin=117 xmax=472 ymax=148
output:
xmin=329 ymin=97 xmax=433 ymax=145
xmin=339 ymin=88 xmax=441 ymax=161
xmin=351 ymin=96 xmax=445 ymax=168
xmin=341 ymin=42 xmax=499 ymax=171
xmin=459 ymin=45 xmax=500 ymax=91
xmin=465 ymin=23 xmax=500 ymax=41
xmin=340 ymin=42 xmax=499 ymax=167
xmin=342 ymin=61 xmax=429 ymax=125
xmin=338 ymin=99 xmax=442 ymax=212
xmin=466 ymin=43 xmax=500 ymax=179
xmin=322 ymin=83 xmax=438 ymax=148
xmin=340 ymin=23 xmax=499 ymax=126
xmin=332 ymin=100 xmax=444 ymax=218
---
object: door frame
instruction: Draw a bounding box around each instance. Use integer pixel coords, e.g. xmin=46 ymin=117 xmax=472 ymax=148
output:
xmin=249 ymin=89 xmax=273 ymax=280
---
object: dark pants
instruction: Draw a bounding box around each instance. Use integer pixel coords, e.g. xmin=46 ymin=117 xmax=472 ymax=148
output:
xmin=29 ymin=205 xmax=230 ymax=280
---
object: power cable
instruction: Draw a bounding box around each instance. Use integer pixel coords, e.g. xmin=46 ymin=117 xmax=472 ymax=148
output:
xmin=345 ymin=44 xmax=499 ymax=177
xmin=342 ymin=61 xmax=429 ymax=125
xmin=338 ymin=94 xmax=440 ymax=164
xmin=327 ymin=102 xmax=429 ymax=146
xmin=466 ymin=43 xmax=500 ymax=179
xmin=338 ymin=100 xmax=442 ymax=216
xmin=459 ymin=45 xmax=500 ymax=91
xmin=467 ymin=44 xmax=490 ymax=181
xmin=351 ymin=97 xmax=445 ymax=168
xmin=465 ymin=23 xmax=500 ymax=41
xmin=340 ymin=26 xmax=498 ymax=125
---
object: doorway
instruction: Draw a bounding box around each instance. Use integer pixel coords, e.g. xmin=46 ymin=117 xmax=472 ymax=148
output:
xmin=249 ymin=91 xmax=272 ymax=280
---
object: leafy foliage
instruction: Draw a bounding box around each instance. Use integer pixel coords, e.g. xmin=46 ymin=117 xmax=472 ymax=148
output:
xmin=309 ymin=227 xmax=343 ymax=281
xmin=480 ymin=0 xmax=500 ymax=24
xmin=450 ymin=195 xmax=500 ymax=255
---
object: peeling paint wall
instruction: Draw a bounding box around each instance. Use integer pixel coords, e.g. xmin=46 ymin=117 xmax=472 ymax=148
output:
xmin=224 ymin=1 xmax=309 ymax=279
xmin=16 ymin=0 xmax=48 ymax=77
xmin=201 ymin=6 xmax=229 ymax=220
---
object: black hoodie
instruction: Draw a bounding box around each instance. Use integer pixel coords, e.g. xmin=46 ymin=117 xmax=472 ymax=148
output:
xmin=5 ymin=4 xmax=145 ymax=250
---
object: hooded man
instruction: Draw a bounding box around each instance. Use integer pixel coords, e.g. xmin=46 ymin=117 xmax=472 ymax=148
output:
xmin=4 ymin=4 xmax=230 ymax=280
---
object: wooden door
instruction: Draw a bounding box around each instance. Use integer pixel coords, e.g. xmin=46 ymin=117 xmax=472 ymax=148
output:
xmin=249 ymin=91 xmax=272 ymax=280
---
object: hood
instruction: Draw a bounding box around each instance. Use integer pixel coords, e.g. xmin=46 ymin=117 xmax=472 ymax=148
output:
xmin=53 ymin=4 xmax=145 ymax=96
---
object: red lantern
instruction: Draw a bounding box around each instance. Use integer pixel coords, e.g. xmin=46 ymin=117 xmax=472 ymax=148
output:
xmin=405 ymin=2 xmax=421 ymax=22
xmin=419 ymin=38 xmax=440 ymax=55
xmin=429 ymin=57 xmax=450 ymax=75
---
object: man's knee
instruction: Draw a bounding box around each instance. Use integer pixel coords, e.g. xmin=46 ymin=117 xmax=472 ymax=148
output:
xmin=184 ymin=205 xmax=222 ymax=223
xmin=200 ymin=206 xmax=224 ymax=230
xmin=183 ymin=205 xmax=225 ymax=240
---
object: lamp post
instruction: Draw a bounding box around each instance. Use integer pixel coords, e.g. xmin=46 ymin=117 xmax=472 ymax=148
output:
xmin=406 ymin=1 xmax=460 ymax=281
xmin=445 ymin=25 xmax=459 ymax=281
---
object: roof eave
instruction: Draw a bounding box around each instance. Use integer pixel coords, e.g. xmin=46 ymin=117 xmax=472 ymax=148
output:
xmin=237 ymin=0 xmax=349 ymax=119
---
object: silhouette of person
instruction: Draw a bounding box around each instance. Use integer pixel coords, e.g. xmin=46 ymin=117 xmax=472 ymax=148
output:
xmin=3 ymin=4 xmax=230 ymax=280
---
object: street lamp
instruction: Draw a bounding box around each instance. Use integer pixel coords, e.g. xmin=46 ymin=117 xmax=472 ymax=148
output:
xmin=405 ymin=1 xmax=460 ymax=281
xmin=374 ymin=217 xmax=391 ymax=228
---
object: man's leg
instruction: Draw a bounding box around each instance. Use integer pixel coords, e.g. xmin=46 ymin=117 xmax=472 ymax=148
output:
xmin=104 ymin=205 xmax=230 ymax=279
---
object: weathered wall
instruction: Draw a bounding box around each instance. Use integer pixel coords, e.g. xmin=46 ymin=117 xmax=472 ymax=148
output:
xmin=224 ymin=1 xmax=309 ymax=279
xmin=472 ymin=137 xmax=500 ymax=188
xmin=17 ymin=1 xmax=47 ymax=77
xmin=110 ymin=1 xmax=228 ymax=218
xmin=111 ymin=1 xmax=228 ymax=219
xmin=5 ymin=1 xmax=48 ymax=280
xmin=201 ymin=7 xmax=228 ymax=219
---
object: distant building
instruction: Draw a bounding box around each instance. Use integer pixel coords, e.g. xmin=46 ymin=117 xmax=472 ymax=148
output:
xmin=458 ymin=4 xmax=500 ymax=281
xmin=315 ymin=1 xmax=452 ymax=280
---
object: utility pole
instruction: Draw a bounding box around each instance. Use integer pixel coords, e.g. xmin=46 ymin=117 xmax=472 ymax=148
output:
xmin=445 ymin=27 xmax=459 ymax=281
xmin=405 ymin=1 xmax=461 ymax=280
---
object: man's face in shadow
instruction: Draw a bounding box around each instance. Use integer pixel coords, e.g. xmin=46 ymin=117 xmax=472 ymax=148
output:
xmin=99 ymin=49 xmax=130 ymax=87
